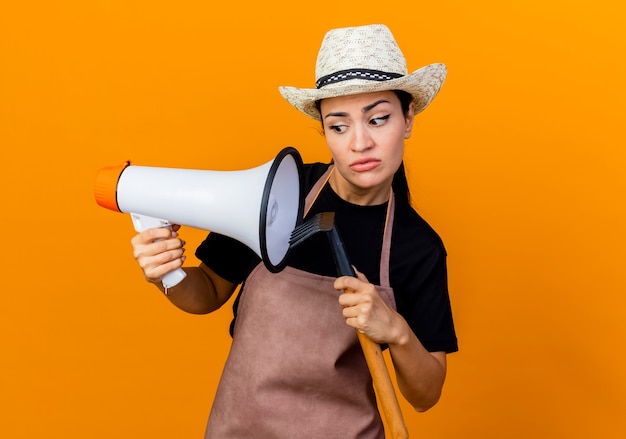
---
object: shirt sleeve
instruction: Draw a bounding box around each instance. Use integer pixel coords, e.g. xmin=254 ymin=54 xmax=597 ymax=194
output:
xmin=392 ymin=207 xmax=458 ymax=354
xmin=408 ymin=244 xmax=458 ymax=353
xmin=195 ymin=232 xmax=260 ymax=285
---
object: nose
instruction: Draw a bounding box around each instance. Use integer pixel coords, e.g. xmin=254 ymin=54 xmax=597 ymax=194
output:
xmin=352 ymin=124 xmax=374 ymax=152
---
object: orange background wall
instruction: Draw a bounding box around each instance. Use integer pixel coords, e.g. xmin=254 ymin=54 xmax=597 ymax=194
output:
xmin=1 ymin=1 xmax=625 ymax=438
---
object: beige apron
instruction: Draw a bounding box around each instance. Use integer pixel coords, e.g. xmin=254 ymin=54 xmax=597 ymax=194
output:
xmin=205 ymin=168 xmax=397 ymax=439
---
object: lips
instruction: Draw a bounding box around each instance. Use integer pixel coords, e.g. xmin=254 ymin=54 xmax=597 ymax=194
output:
xmin=350 ymin=158 xmax=381 ymax=172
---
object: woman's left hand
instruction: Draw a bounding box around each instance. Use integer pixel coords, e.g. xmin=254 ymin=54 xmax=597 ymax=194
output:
xmin=336 ymin=270 xmax=447 ymax=412
xmin=334 ymin=270 xmax=405 ymax=345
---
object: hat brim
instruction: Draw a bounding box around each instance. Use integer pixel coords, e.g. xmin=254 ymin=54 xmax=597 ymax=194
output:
xmin=279 ymin=63 xmax=447 ymax=121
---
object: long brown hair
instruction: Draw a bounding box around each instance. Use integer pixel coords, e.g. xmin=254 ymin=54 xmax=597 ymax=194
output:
xmin=390 ymin=90 xmax=413 ymax=204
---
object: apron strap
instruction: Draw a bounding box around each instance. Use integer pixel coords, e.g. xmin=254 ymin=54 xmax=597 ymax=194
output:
xmin=379 ymin=192 xmax=394 ymax=288
xmin=304 ymin=167 xmax=333 ymax=215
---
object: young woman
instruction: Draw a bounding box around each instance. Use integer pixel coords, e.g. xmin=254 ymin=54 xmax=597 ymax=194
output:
xmin=131 ymin=24 xmax=457 ymax=438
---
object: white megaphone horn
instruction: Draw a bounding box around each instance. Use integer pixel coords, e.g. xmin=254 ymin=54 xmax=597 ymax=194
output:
xmin=94 ymin=147 xmax=304 ymax=288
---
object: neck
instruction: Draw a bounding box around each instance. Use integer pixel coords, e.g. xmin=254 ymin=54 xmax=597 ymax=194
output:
xmin=328 ymin=171 xmax=392 ymax=206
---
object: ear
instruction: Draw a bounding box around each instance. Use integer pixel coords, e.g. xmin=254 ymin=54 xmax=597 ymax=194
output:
xmin=404 ymin=102 xmax=416 ymax=139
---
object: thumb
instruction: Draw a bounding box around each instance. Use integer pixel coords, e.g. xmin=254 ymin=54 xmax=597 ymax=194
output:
xmin=353 ymin=268 xmax=369 ymax=283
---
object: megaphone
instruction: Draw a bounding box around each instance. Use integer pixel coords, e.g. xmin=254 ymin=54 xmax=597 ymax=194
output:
xmin=94 ymin=147 xmax=304 ymax=287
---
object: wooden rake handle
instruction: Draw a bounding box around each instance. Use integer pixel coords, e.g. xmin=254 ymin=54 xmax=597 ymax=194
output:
xmin=328 ymin=226 xmax=408 ymax=438
xmin=348 ymin=290 xmax=409 ymax=439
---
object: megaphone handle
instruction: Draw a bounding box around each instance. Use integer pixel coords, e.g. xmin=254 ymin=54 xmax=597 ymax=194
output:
xmin=161 ymin=268 xmax=187 ymax=289
xmin=130 ymin=213 xmax=188 ymax=288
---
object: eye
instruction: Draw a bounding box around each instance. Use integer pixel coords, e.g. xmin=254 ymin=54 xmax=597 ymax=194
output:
xmin=328 ymin=124 xmax=348 ymax=133
xmin=370 ymin=114 xmax=391 ymax=126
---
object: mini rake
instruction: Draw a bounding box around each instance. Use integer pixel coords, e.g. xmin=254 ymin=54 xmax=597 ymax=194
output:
xmin=289 ymin=212 xmax=408 ymax=439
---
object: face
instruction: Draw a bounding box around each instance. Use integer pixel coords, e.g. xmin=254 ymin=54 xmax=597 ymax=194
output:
xmin=320 ymin=91 xmax=415 ymax=205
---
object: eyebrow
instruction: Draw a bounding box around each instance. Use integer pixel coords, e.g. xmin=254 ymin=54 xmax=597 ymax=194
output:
xmin=323 ymin=99 xmax=391 ymax=120
xmin=363 ymin=99 xmax=390 ymax=113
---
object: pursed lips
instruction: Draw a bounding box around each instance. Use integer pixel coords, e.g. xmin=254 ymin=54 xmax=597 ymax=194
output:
xmin=349 ymin=158 xmax=382 ymax=172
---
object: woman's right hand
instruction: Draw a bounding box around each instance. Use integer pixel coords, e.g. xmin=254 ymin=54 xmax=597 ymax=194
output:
xmin=130 ymin=225 xmax=186 ymax=284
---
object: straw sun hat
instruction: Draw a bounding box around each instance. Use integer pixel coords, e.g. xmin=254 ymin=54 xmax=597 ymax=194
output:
xmin=279 ymin=24 xmax=446 ymax=121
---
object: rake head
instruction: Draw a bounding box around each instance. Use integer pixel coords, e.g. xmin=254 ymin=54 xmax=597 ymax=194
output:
xmin=289 ymin=212 xmax=335 ymax=249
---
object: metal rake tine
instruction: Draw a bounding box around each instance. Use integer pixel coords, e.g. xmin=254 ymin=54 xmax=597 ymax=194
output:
xmin=289 ymin=212 xmax=335 ymax=248
xmin=291 ymin=216 xmax=318 ymax=235
xmin=289 ymin=220 xmax=321 ymax=247
xmin=289 ymin=229 xmax=315 ymax=248
xmin=290 ymin=216 xmax=320 ymax=241
xmin=290 ymin=212 xmax=328 ymax=241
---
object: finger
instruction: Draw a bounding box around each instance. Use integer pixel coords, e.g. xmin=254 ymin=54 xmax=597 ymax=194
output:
xmin=144 ymin=256 xmax=186 ymax=282
xmin=131 ymin=230 xmax=156 ymax=247
xmin=153 ymin=245 xmax=186 ymax=266
xmin=338 ymin=290 xmax=361 ymax=307
xmin=354 ymin=269 xmax=369 ymax=283
xmin=344 ymin=313 xmax=371 ymax=334
xmin=144 ymin=227 xmax=176 ymax=241
xmin=140 ymin=247 xmax=186 ymax=278
xmin=133 ymin=235 xmax=184 ymax=261
xmin=344 ymin=316 xmax=360 ymax=330
xmin=334 ymin=275 xmax=362 ymax=292
xmin=342 ymin=302 xmax=371 ymax=319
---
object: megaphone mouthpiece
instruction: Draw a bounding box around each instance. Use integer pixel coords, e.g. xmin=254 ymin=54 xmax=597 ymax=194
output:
xmin=94 ymin=161 xmax=131 ymax=213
